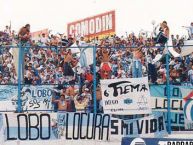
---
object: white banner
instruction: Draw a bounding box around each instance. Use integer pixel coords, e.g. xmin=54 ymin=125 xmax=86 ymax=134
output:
xmin=1 ymin=112 xmax=166 ymax=142
xmin=181 ymin=87 xmax=193 ymax=129
xmin=123 ymin=112 xmax=167 ymax=138
xmin=181 ymin=40 xmax=193 ymax=56
xmin=100 ymin=77 xmax=151 ymax=115
xmin=0 ymin=85 xmax=55 ymax=111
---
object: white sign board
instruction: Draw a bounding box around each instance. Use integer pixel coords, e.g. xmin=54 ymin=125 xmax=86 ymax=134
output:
xmin=100 ymin=77 xmax=152 ymax=115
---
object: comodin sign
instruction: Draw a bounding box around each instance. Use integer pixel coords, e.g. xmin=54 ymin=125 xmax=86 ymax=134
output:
xmin=67 ymin=10 xmax=115 ymax=38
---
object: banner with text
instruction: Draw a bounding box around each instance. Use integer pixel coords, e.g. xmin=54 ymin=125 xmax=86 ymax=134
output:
xmin=180 ymin=87 xmax=193 ymax=130
xmin=150 ymin=85 xmax=184 ymax=130
xmin=123 ymin=112 xmax=167 ymax=138
xmin=0 ymin=85 xmax=55 ymax=111
xmin=100 ymin=77 xmax=151 ymax=115
xmin=67 ymin=10 xmax=115 ymax=39
xmin=1 ymin=112 xmax=166 ymax=142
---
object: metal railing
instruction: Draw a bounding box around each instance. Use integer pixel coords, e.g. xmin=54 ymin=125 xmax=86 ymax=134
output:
xmin=0 ymin=43 xmax=193 ymax=134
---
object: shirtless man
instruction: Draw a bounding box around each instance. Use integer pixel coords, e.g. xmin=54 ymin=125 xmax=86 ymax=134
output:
xmin=52 ymin=94 xmax=67 ymax=111
xmin=100 ymin=48 xmax=112 ymax=79
xmin=160 ymin=21 xmax=170 ymax=39
xmin=63 ymin=49 xmax=76 ymax=77
xmin=156 ymin=21 xmax=170 ymax=46
xmin=18 ymin=24 xmax=31 ymax=82
xmin=18 ymin=24 xmax=31 ymax=43
xmin=132 ymin=45 xmax=144 ymax=78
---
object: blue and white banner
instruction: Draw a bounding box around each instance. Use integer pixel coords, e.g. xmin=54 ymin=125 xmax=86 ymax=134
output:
xmin=21 ymin=85 xmax=55 ymax=111
xmin=150 ymin=85 xmax=185 ymax=130
xmin=100 ymin=77 xmax=151 ymax=115
xmin=1 ymin=112 xmax=167 ymax=141
xmin=0 ymin=85 xmax=56 ymax=111
xmin=180 ymin=87 xmax=193 ymax=130
xmin=123 ymin=112 xmax=167 ymax=138
xmin=121 ymin=137 xmax=193 ymax=145
xmin=0 ymin=85 xmax=18 ymax=111
xmin=3 ymin=113 xmax=112 ymax=141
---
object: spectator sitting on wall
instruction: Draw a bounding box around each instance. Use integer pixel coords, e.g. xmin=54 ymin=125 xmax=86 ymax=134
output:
xmin=18 ymin=24 xmax=31 ymax=44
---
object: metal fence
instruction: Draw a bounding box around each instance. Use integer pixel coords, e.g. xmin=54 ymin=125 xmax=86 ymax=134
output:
xmin=0 ymin=43 xmax=193 ymax=134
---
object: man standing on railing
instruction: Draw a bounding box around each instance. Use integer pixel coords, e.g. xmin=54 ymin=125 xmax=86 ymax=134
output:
xmin=154 ymin=21 xmax=169 ymax=46
xmin=17 ymin=24 xmax=31 ymax=82
xmin=182 ymin=22 xmax=193 ymax=39
xmin=18 ymin=24 xmax=31 ymax=44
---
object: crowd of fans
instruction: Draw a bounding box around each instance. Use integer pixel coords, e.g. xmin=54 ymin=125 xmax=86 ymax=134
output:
xmin=0 ymin=22 xmax=193 ymax=112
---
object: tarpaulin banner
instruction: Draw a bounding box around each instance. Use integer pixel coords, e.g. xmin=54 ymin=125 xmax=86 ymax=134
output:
xmin=181 ymin=40 xmax=193 ymax=56
xmin=180 ymin=87 xmax=193 ymax=130
xmin=0 ymin=85 xmax=18 ymax=111
xmin=21 ymin=85 xmax=56 ymax=111
xmin=100 ymin=77 xmax=151 ymax=115
xmin=122 ymin=112 xmax=167 ymax=138
xmin=67 ymin=10 xmax=115 ymax=38
xmin=31 ymin=28 xmax=49 ymax=42
xmin=1 ymin=112 xmax=167 ymax=141
xmin=0 ymin=85 xmax=55 ymax=111
xmin=121 ymin=137 xmax=193 ymax=145
xmin=150 ymin=85 xmax=184 ymax=130
xmin=3 ymin=113 xmax=113 ymax=141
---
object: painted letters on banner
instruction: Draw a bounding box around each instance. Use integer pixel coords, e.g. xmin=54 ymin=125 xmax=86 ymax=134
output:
xmin=22 ymin=85 xmax=55 ymax=111
xmin=0 ymin=85 xmax=55 ymax=111
xmin=2 ymin=112 xmax=167 ymax=141
xmin=123 ymin=112 xmax=167 ymax=138
xmin=150 ymin=85 xmax=193 ymax=131
xmin=67 ymin=10 xmax=115 ymax=38
xmin=0 ymin=85 xmax=18 ymax=111
xmin=3 ymin=113 xmax=112 ymax=141
xmin=100 ymin=77 xmax=151 ymax=115
xmin=150 ymin=85 xmax=185 ymax=130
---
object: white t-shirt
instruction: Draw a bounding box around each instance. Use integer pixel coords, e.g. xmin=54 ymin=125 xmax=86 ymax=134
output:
xmin=40 ymin=37 xmax=49 ymax=46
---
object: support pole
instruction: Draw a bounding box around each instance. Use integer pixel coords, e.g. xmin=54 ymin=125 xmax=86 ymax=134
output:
xmin=17 ymin=44 xmax=22 ymax=113
xmin=93 ymin=45 xmax=97 ymax=114
xmin=166 ymin=43 xmax=171 ymax=134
